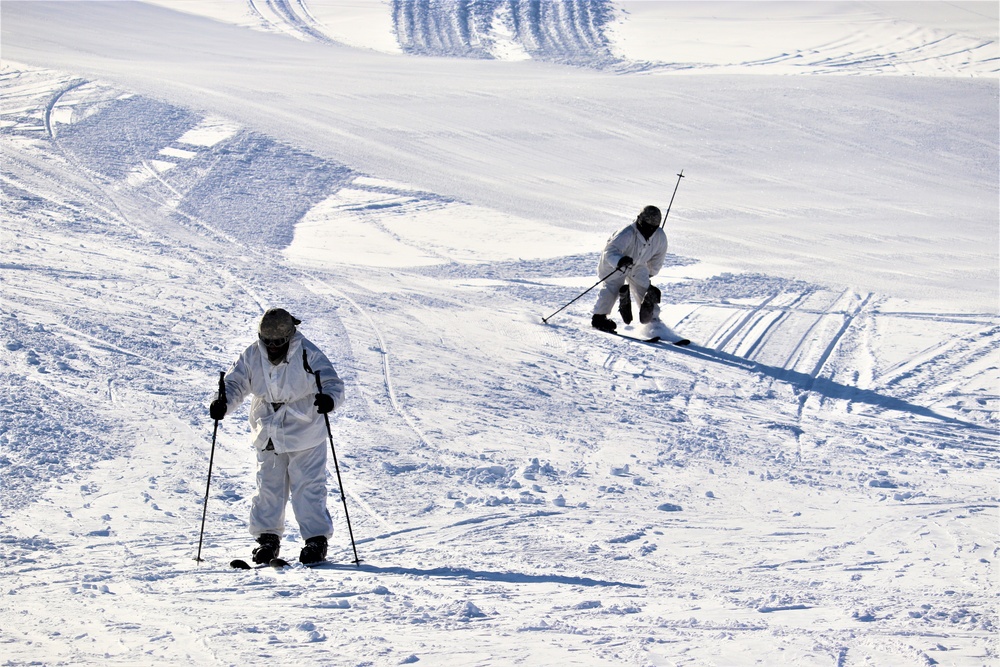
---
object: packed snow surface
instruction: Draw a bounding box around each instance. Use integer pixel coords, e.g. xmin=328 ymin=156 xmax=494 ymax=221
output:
xmin=1 ymin=1 xmax=997 ymax=666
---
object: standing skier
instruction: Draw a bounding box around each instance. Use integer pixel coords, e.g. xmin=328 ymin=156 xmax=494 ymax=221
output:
xmin=209 ymin=308 xmax=345 ymax=565
xmin=591 ymin=205 xmax=680 ymax=341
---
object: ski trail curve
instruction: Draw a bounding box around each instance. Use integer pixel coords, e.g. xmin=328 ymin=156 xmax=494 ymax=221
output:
xmin=43 ymin=79 xmax=86 ymax=139
xmin=301 ymin=276 xmax=437 ymax=452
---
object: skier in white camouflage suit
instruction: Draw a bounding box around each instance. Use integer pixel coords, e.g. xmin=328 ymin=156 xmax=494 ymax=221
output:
xmin=592 ymin=205 xmax=678 ymax=340
xmin=210 ymin=308 xmax=345 ymax=565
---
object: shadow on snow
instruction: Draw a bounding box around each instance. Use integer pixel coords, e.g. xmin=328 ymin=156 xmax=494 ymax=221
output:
xmin=678 ymin=344 xmax=984 ymax=430
xmin=326 ymin=562 xmax=644 ymax=588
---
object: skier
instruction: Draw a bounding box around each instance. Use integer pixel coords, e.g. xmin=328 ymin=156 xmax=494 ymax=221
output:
xmin=591 ymin=205 xmax=681 ymax=341
xmin=209 ymin=308 xmax=345 ymax=565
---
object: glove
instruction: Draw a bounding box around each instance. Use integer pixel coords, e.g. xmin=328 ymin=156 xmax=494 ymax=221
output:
xmin=209 ymin=398 xmax=227 ymax=421
xmin=616 ymin=256 xmax=633 ymax=270
xmin=314 ymin=393 xmax=335 ymax=414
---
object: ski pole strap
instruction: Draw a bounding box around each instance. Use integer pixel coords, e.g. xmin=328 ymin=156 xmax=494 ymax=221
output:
xmin=303 ymin=348 xmax=325 ymax=393
xmin=217 ymin=371 xmax=226 ymax=401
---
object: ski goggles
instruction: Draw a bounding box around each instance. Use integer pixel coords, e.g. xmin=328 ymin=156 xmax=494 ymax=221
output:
xmin=259 ymin=333 xmax=291 ymax=347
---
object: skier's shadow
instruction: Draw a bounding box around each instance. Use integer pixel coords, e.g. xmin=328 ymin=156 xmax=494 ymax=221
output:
xmin=677 ymin=344 xmax=983 ymax=430
xmin=324 ymin=563 xmax=643 ymax=588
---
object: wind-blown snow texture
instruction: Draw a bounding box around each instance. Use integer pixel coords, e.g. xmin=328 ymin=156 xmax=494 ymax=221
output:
xmin=1 ymin=1 xmax=998 ymax=666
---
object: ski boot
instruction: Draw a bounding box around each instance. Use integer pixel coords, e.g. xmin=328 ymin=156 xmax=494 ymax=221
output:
xmin=591 ymin=313 xmax=617 ymax=333
xmin=252 ymin=533 xmax=280 ymax=564
xmin=299 ymin=536 xmax=328 ymax=565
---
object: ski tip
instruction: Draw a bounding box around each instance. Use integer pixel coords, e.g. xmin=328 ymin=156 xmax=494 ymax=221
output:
xmin=230 ymin=559 xmax=251 ymax=570
xmin=269 ymin=558 xmax=291 ymax=568
xmin=673 ymin=339 xmax=692 ymax=347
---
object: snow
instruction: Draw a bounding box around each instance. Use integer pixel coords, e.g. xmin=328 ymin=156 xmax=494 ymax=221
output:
xmin=1 ymin=1 xmax=997 ymax=666
xmin=610 ymin=1 xmax=1000 ymax=75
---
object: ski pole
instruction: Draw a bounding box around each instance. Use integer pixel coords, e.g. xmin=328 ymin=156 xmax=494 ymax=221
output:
xmin=660 ymin=170 xmax=685 ymax=228
xmin=196 ymin=371 xmax=225 ymax=563
xmin=541 ymin=266 xmax=624 ymax=324
xmin=309 ymin=362 xmax=361 ymax=566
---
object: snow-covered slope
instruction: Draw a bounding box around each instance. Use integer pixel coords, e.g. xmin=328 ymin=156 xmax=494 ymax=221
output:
xmin=1 ymin=2 xmax=997 ymax=666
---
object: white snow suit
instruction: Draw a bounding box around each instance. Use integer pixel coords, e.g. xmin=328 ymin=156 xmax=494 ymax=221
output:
xmin=593 ymin=222 xmax=667 ymax=321
xmin=218 ymin=332 xmax=345 ymax=540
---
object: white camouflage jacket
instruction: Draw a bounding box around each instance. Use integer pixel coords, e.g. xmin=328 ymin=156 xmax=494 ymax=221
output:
xmin=598 ymin=222 xmax=668 ymax=280
xmin=219 ymin=332 xmax=345 ymax=453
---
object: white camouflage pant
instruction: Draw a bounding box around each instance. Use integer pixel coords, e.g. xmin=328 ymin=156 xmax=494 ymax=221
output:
xmin=593 ymin=265 xmax=660 ymax=322
xmin=249 ymin=442 xmax=333 ymax=541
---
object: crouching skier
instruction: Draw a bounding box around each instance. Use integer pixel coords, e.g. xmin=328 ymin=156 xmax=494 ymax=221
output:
xmin=591 ymin=205 xmax=686 ymax=343
xmin=209 ymin=308 xmax=345 ymax=565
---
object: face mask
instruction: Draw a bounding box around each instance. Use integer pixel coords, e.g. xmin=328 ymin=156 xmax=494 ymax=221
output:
xmin=261 ymin=338 xmax=290 ymax=363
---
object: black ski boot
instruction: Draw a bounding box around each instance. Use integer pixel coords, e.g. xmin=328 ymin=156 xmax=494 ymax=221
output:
xmin=591 ymin=313 xmax=617 ymax=333
xmin=299 ymin=536 xmax=328 ymax=565
xmin=252 ymin=533 xmax=280 ymax=564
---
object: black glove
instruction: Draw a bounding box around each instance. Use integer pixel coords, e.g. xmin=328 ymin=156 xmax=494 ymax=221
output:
xmin=616 ymin=256 xmax=633 ymax=270
xmin=209 ymin=398 xmax=227 ymax=421
xmin=314 ymin=393 xmax=335 ymax=414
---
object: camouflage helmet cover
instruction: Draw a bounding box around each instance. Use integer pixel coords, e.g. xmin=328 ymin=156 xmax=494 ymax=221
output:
xmin=258 ymin=308 xmax=300 ymax=340
xmin=637 ymin=205 xmax=662 ymax=227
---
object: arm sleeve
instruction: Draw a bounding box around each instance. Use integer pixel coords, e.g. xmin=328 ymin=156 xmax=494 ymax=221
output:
xmin=602 ymin=227 xmax=634 ymax=268
xmin=304 ymin=344 xmax=345 ymax=410
xmin=220 ymin=349 xmax=252 ymax=414
xmin=647 ymin=233 xmax=668 ymax=277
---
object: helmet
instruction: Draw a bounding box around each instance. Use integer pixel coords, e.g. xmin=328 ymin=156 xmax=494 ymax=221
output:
xmin=258 ymin=308 xmax=300 ymax=347
xmin=637 ymin=205 xmax=661 ymax=228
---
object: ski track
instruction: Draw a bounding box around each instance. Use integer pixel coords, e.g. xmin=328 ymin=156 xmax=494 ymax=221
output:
xmin=1 ymin=22 xmax=998 ymax=666
xmin=254 ymin=0 xmax=624 ymax=65
xmin=263 ymin=0 xmax=333 ymax=44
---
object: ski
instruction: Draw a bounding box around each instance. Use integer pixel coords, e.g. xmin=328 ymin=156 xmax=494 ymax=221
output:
xmin=277 ymin=558 xmax=342 ymax=568
xmin=229 ymin=557 xmax=292 ymax=570
xmin=230 ymin=556 xmax=341 ymax=570
xmin=601 ymin=330 xmax=691 ymax=347
xmin=601 ymin=331 xmax=661 ymax=344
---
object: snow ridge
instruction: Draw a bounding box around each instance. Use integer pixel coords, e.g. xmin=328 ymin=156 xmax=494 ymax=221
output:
xmin=391 ymin=0 xmax=619 ymax=65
